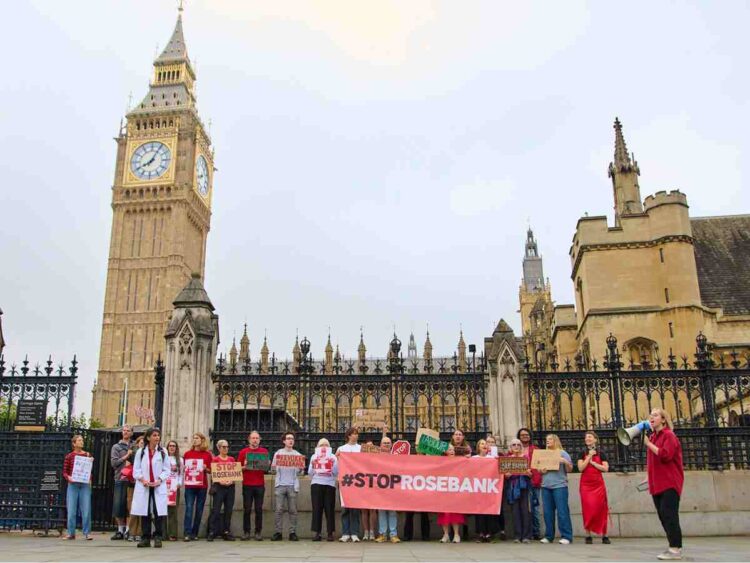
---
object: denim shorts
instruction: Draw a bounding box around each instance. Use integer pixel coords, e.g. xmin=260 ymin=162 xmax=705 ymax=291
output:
xmin=112 ymin=480 xmax=130 ymax=519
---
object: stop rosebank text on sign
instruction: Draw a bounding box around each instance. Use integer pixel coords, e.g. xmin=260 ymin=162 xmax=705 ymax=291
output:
xmin=337 ymin=453 xmax=503 ymax=514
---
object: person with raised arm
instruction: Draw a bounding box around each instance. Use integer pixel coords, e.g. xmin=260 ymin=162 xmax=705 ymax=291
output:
xmin=577 ymin=431 xmax=610 ymax=545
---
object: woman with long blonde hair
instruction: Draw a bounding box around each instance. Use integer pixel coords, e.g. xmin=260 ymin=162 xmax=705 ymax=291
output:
xmin=644 ymin=408 xmax=684 ymax=560
xmin=539 ymin=434 xmax=573 ymax=545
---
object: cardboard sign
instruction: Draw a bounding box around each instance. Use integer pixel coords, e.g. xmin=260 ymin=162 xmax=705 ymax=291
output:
xmin=184 ymin=458 xmax=205 ymax=487
xmin=498 ymin=456 xmax=530 ymax=475
xmin=211 ymin=462 xmax=243 ymax=482
xmin=415 ymin=427 xmax=439 ymax=448
xmin=360 ymin=443 xmax=381 ymax=454
xmin=417 ymin=433 xmax=450 ymax=456
xmin=391 ymin=440 xmax=411 ymax=455
xmin=244 ymin=452 xmax=270 ymax=472
xmin=274 ymin=453 xmax=306 ymax=468
xmin=71 ymin=456 xmax=93 ymax=483
xmin=355 ymin=408 xmax=386 ymax=429
xmin=531 ymin=449 xmax=563 ymax=471
xmin=454 ymin=445 xmax=471 ymax=457
xmin=166 ymin=477 xmax=178 ymax=506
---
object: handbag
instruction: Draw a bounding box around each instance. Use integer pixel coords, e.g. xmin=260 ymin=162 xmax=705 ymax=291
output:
xmin=120 ymin=464 xmax=135 ymax=483
xmin=209 ymin=482 xmax=219 ymax=496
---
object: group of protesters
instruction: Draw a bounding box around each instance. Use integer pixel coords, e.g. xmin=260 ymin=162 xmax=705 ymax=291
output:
xmin=62 ymin=407 xmax=684 ymax=560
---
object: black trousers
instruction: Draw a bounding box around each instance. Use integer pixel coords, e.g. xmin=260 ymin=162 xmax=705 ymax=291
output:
xmin=310 ymin=484 xmax=336 ymax=535
xmin=510 ymin=488 xmax=531 ymax=541
xmin=404 ymin=512 xmax=430 ymax=540
xmin=141 ymin=487 xmax=164 ymax=539
xmin=475 ymin=514 xmax=493 ymax=536
xmin=210 ymin=485 xmax=235 ymax=537
xmin=652 ymin=488 xmax=682 ymax=549
xmin=242 ymin=485 xmax=264 ymax=534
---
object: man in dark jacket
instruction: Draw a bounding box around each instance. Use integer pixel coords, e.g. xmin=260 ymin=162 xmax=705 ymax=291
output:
xmin=110 ymin=425 xmax=134 ymax=539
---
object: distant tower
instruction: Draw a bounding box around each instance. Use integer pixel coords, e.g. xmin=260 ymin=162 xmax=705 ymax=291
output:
xmin=457 ymin=330 xmax=467 ymax=373
xmin=407 ymin=333 xmax=417 ymax=359
xmin=239 ymin=323 xmax=250 ymax=361
xmin=325 ymin=332 xmax=333 ymax=373
xmin=358 ymin=329 xmax=367 ymax=364
xmin=423 ymin=330 xmax=433 ymax=362
xmin=608 ymin=117 xmax=643 ymax=226
xmin=260 ymin=334 xmax=269 ymax=373
xmin=292 ymin=335 xmax=301 ymax=372
xmin=519 ymin=228 xmax=553 ymax=363
xmin=229 ymin=337 xmax=238 ymax=368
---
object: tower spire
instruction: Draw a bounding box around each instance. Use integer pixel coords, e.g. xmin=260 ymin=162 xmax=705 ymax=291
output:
xmin=608 ymin=117 xmax=643 ymax=224
xmin=522 ymin=226 xmax=545 ymax=292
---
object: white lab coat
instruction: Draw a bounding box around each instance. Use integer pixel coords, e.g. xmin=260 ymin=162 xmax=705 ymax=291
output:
xmin=131 ymin=446 xmax=170 ymax=517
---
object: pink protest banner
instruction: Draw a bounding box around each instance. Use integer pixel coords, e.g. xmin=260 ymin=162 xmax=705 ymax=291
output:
xmin=338 ymin=453 xmax=502 ymax=515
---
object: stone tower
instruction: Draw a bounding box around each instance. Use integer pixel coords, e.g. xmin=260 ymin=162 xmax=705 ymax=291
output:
xmin=608 ymin=117 xmax=643 ymax=226
xmin=92 ymin=8 xmax=214 ymax=426
xmin=518 ymin=228 xmax=553 ymax=363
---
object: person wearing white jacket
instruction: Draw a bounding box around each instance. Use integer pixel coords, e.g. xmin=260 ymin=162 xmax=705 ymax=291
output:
xmin=132 ymin=427 xmax=170 ymax=548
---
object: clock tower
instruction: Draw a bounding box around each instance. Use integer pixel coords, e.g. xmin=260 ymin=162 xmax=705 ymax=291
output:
xmin=92 ymin=8 xmax=214 ymax=426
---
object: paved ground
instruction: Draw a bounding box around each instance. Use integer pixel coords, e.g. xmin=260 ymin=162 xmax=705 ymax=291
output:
xmin=0 ymin=533 xmax=747 ymax=562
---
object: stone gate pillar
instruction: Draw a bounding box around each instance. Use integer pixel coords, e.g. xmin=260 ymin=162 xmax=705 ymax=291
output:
xmin=484 ymin=319 xmax=524 ymax=447
xmin=162 ymin=273 xmax=219 ymax=451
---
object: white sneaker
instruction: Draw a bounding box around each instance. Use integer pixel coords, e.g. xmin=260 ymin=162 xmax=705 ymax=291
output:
xmin=540 ymin=538 xmax=551 ymax=544
xmin=559 ymin=538 xmax=571 ymax=545
xmin=657 ymin=549 xmax=682 ymax=560
xmin=440 ymin=535 xmax=449 ymax=543
xmin=452 ymin=535 xmax=461 ymax=543
xmin=351 ymin=535 xmax=360 ymax=543
xmin=339 ymin=535 xmax=350 ymax=542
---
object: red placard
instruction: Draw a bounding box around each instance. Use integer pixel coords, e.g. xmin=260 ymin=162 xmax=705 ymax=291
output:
xmin=391 ymin=440 xmax=411 ymax=455
xmin=274 ymin=454 xmax=306 ymax=468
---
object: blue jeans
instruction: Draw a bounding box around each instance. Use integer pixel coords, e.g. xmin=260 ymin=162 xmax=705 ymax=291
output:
xmin=183 ymin=487 xmax=208 ymax=537
xmin=378 ymin=510 xmax=398 ymax=537
xmin=341 ymin=508 xmax=360 ymax=537
xmin=541 ymin=486 xmax=572 ymax=542
xmin=66 ymin=483 xmax=91 ymax=537
xmin=529 ymin=487 xmax=541 ymax=538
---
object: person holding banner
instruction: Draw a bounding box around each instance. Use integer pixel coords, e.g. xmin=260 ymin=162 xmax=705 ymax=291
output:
xmin=182 ymin=432 xmax=213 ymax=541
xmin=437 ymin=444 xmax=465 ymax=544
xmin=62 ymin=435 xmax=93 ymax=540
xmin=450 ymin=429 xmax=472 ymax=457
xmin=577 ymin=431 xmax=610 ymax=545
xmin=271 ymin=432 xmax=304 ymax=541
xmin=207 ymin=440 xmax=236 ymax=542
xmin=643 ymin=408 xmax=684 ymax=561
xmin=308 ymin=438 xmax=338 ymax=542
xmin=132 ymin=427 xmax=170 ymax=548
xmin=374 ymin=435 xmax=400 ymax=543
xmin=165 ymin=441 xmax=183 ymax=541
xmin=237 ymin=430 xmax=269 ymax=541
xmin=504 ymin=438 xmax=532 ymax=543
xmin=336 ymin=427 xmax=362 ymax=542
xmin=471 ymin=439 xmax=494 ymax=543
xmin=539 ymin=434 xmax=573 ymax=545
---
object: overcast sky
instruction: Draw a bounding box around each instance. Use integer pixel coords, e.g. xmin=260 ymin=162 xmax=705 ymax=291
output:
xmin=1 ymin=1 xmax=747 ymax=416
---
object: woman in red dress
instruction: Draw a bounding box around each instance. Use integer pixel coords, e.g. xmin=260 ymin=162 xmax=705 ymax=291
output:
xmin=437 ymin=445 xmax=464 ymax=543
xmin=577 ymin=431 xmax=610 ymax=544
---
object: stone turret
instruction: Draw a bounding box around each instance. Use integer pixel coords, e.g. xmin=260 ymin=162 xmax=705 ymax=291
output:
xmin=423 ymin=330 xmax=433 ymax=362
xmin=229 ymin=337 xmax=238 ymax=367
xmin=325 ymin=333 xmax=333 ymax=373
xmin=162 ymin=274 xmax=218 ymax=451
xmin=239 ymin=323 xmax=250 ymax=361
xmin=358 ymin=330 xmax=367 ymax=364
xmin=408 ymin=333 xmax=417 ymax=359
xmin=260 ymin=334 xmax=269 ymax=373
xmin=608 ymin=117 xmax=643 ymax=226
xmin=458 ymin=330 xmax=467 ymax=373
xmin=292 ymin=335 xmax=301 ymax=372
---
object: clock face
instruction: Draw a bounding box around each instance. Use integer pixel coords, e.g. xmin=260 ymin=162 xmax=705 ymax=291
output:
xmin=130 ymin=141 xmax=171 ymax=180
xmin=196 ymin=155 xmax=209 ymax=196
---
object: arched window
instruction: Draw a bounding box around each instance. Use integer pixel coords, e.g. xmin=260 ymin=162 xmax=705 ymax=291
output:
xmin=623 ymin=337 xmax=658 ymax=368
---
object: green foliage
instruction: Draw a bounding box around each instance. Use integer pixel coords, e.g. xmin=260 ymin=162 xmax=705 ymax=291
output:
xmin=46 ymin=412 xmax=104 ymax=430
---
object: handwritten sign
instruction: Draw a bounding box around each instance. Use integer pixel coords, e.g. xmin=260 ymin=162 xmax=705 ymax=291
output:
xmin=71 ymin=456 xmax=93 ymax=483
xmin=184 ymin=458 xmax=205 ymax=487
xmin=211 ymin=462 xmax=243 ymax=482
xmin=415 ymin=427 xmax=439 ymax=446
xmin=531 ymin=449 xmax=563 ymax=471
xmin=133 ymin=405 xmax=154 ymax=421
xmin=244 ymin=453 xmax=270 ymax=472
xmin=391 ymin=440 xmax=411 ymax=455
xmin=355 ymin=408 xmax=386 ymax=429
xmin=499 ymin=456 xmax=530 ymax=475
xmin=360 ymin=443 xmax=381 ymax=454
xmin=417 ymin=433 xmax=450 ymax=456
xmin=274 ymin=454 xmax=306 ymax=468
xmin=454 ymin=445 xmax=471 ymax=457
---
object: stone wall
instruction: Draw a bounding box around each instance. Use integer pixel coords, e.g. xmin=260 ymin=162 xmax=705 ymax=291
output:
xmin=177 ymin=470 xmax=750 ymax=539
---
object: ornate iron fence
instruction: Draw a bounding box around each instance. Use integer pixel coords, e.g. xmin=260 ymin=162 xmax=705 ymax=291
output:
xmin=524 ymin=333 xmax=750 ymax=471
xmin=210 ymin=337 xmax=490 ymax=455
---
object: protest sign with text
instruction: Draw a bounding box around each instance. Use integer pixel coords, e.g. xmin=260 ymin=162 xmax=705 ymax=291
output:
xmin=211 ymin=462 xmax=243 ymax=482
xmin=338 ymin=453 xmax=502 ymax=514
xmin=531 ymin=449 xmax=563 ymax=471
xmin=391 ymin=440 xmax=411 ymax=455
xmin=498 ymin=456 xmax=530 ymax=475
xmin=416 ymin=432 xmax=449 ymax=456
xmin=183 ymin=458 xmax=205 ymax=487
xmin=244 ymin=453 xmax=270 ymax=472
xmin=274 ymin=453 xmax=306 ymax=469
xmin=71 ymin=456 xmax=93 ymax=483
xmin=354 ymin=408 xmax=386 ymax=429
xmin=166 ymin=477 xmax=178 ymax=506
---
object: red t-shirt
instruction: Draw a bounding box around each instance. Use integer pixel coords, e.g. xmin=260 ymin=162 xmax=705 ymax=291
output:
xmin=647 ymin=427 xmax=684 ymax=497
xmin=524 ymin=444 xmax=543 ymax=488
xmin=62 ymin=451 xmax=91 ymax=481
xmin=183 ymin=449 xmax=214 ymax=489
xmin=237 ymin=446 xmax=269 ymax=487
